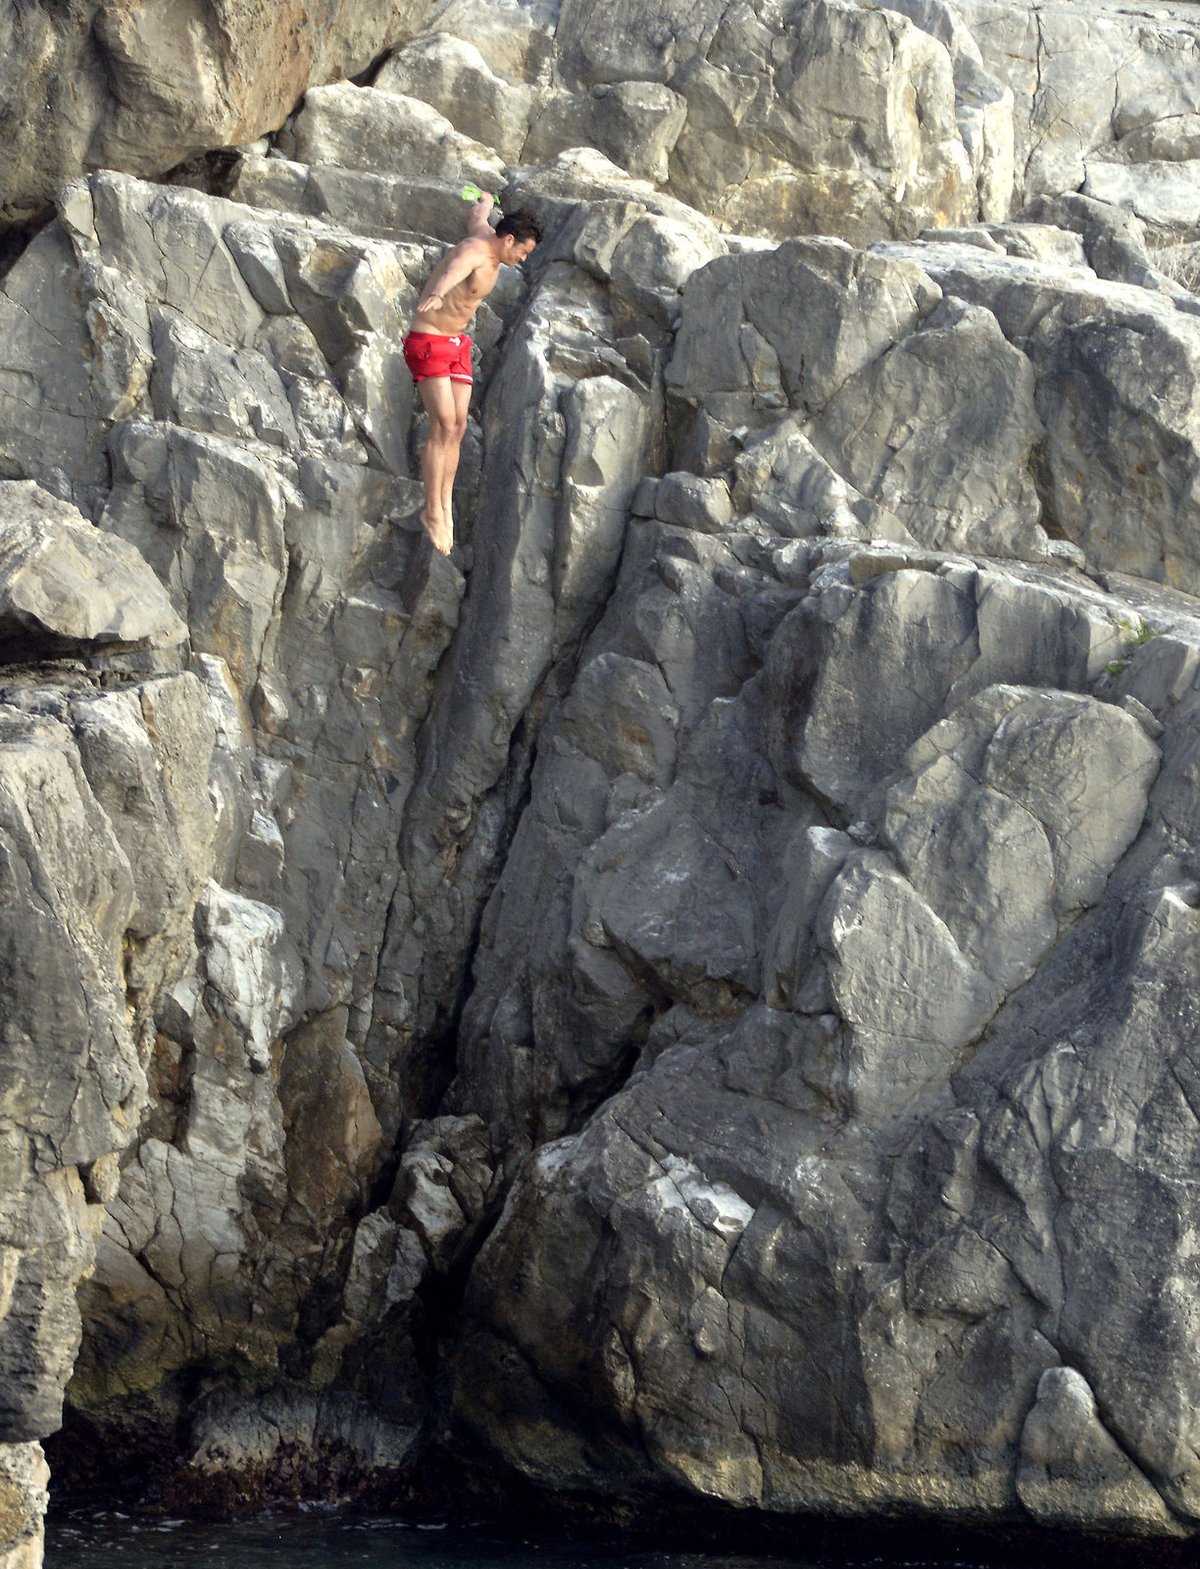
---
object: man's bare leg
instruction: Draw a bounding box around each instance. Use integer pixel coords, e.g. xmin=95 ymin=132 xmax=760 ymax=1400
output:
xmin=417 ymin=376 xmax=466 ymax=555
xmin=439 ymin=378 xmax=473 ymax=535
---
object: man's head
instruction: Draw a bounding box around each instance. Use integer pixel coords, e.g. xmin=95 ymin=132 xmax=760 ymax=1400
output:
xmin=495 ymin=209 xmax=543 ymax=264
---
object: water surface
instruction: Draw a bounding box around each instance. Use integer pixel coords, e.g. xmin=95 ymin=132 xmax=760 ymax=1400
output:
xmin=44 ymin=1509 xmax=1022 ymax=1569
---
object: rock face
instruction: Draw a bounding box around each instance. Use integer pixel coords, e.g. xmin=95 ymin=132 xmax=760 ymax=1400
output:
xmin=451 ymin=542 xmax=1191 ymax=1521
xmin=4 ymin=0 xmax=1200 ymax=1564
xmin=0 ymin=0 xmax=435 ymax=230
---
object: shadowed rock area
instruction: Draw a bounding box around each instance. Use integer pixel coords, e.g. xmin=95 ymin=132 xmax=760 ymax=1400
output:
xmin=4 ymin=0 xmax=1200 ymax=1565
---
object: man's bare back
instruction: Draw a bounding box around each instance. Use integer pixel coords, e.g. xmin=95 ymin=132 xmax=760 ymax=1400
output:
xmin=402 ymin=196 xmax=542 ymax=556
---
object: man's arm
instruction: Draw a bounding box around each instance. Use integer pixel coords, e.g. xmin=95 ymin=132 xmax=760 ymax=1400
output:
xmin=416 ymin=235 xmax=490 ymax=313
xmin=465 ymin=193 xmax=495 ymax=239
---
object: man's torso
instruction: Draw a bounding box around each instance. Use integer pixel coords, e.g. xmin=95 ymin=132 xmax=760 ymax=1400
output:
xmin=411 ymin=240 xmax=501 ymax=334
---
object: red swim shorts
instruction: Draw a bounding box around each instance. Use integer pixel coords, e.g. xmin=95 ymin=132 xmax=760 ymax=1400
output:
xmin=402 ymin=331 xmax=473 ymax=385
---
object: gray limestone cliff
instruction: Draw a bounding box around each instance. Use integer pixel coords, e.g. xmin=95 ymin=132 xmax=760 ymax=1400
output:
xmin=4 ymin=0 xmax=1200 ymax=1564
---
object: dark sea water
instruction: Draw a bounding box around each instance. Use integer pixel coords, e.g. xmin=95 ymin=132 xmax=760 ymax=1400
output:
xmin=42 ymin=1511 xmax=1049 ymax=1569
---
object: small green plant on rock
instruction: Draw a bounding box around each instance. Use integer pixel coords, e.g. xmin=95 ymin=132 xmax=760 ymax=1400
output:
xmin=1105 ymin=620 xmax=1156 ymax=676
xmin=1121 ymin=619 xmax=1155 ymax=646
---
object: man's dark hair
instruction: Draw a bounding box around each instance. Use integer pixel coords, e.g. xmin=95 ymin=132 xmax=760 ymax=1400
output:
xmin=496 ymin=209 xmax=543 ymax=245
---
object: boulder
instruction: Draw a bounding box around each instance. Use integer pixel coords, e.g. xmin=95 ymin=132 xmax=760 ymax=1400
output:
xmin=803 ymin=296 xmax=1045 ymax=557
xmin=667 ymin=237 xmax=939 ymax=437
xmin=874 ymin=227 xmax=1200 ymax=590
xmin=282 ymin=84 xmax=504 ymax=192
xmin=525 ymin=83 xmax=688 ymax=186
xmin=377 ymin=34 xmax=537 ymax=165
xmin=0 ymin=0 xmax=435 ymax=230
xmin=0 ymin=482 xmax=185 ymax=657
xmin=1085 ymin=159 xmax=1200 ymax=243
xmin=1017 ymin=1367 xmax=1184 ymax=1536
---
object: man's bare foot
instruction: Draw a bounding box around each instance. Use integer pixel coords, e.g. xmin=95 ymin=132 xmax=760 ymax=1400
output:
xmin=419 ymin=506 xmax=453 ymax=556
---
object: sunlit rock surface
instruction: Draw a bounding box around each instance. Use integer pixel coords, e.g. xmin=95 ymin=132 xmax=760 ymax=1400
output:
xmin=0 ymin=0 xmax=435 ymax=229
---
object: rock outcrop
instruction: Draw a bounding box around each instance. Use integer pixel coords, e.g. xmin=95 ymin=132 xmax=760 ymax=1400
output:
xmin=4 ymin=0 xmax=1200 ymax=1565
xmin=0 ymin=0 xmax=435 ymax=230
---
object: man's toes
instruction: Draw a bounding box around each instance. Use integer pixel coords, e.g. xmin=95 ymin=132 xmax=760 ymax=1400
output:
xmin=418 ymin=506 xmax=454 ymax=555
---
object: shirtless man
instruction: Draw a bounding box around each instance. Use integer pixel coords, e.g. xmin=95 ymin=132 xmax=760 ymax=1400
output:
xmin=403 ymin=194 xmax=543 ymax=554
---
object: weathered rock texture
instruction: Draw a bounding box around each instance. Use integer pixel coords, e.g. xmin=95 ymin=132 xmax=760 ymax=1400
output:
xmin=0 ymin=0 xmax=434 ymax=229
xmin=4 ymin=0 xmax=1200 ymax=1564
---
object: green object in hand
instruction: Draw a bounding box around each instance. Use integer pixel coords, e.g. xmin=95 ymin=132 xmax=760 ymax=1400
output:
xmin=461 ymin=182 xmax=502 ymax=216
